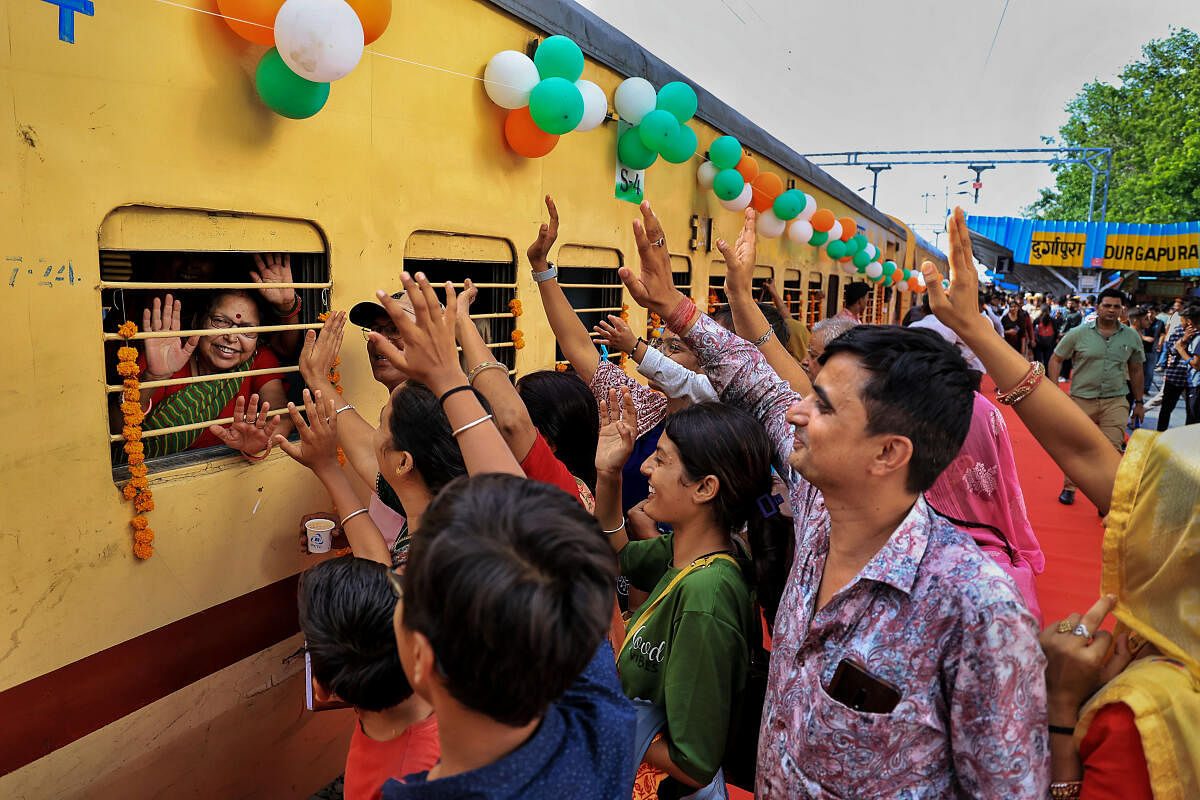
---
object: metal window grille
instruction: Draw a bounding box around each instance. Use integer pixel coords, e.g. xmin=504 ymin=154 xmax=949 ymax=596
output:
xmin=555 ymin=246 xmax=625 ymax=365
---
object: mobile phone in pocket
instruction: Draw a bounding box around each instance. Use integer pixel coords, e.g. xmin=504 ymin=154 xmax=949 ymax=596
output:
xmin=826 ymin=658 xmax=902 ymax=714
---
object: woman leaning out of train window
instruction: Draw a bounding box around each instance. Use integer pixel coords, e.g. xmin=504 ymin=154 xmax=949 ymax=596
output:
xmin=128 ymin=263 xmax=296 ymax=462
xmin=595 ymin=386 xmax=778 ymax=799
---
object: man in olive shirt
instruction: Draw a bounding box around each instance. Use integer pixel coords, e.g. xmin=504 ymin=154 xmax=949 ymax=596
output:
xmin=1048 ymin=289 xmax=1145 ymax=505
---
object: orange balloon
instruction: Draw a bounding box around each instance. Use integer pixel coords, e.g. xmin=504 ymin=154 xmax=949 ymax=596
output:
xmin=838 ymin=217 xmax=857 ymax=241
xmin=750 ymin=172 xmax=783 ymax=212
xmin=217 ymin=0 xmax=283 ymax=45
xmin=810 ymin=208 xmax=835 ymax=233
xmin=346 ymin=0 xmax=392 ymax=45
xmin=735 ymin=154 xmax=760 ymax=182
xmin=505 ymin=107 xmax=559 ymax=158
xmin=912 ymin=278 xmax=927 ymax=293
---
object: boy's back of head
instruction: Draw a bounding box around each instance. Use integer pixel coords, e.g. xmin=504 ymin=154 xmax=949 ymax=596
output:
xmin=398 ymin=473 xmax=617 ymax=727
xmin=299 ymin=556 xmax=414 ymax=711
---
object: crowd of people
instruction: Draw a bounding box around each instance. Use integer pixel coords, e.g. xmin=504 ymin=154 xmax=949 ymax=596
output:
xmin=131 ymin=198 xmax=1196 ymax=798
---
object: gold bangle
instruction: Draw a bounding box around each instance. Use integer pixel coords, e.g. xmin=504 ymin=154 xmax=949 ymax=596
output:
xmin=1049 ymin=781 xmax=1081 ymax=800
xmin=996 ymin=361 xmax=1045 ymax=406
xmin=467 ymin=361 xmax=507 ymax=384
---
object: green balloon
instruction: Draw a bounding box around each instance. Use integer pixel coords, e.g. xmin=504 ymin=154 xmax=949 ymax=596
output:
xmin=856 ymin=263 xmax=867 ymax=274
xmin=712 ymin=168 xmax=745 ymax=201
xmin=901 ymin=268 xmax=912 ymax=281
xmin=843 ymin=237 xmax=861 ymax=255
xmin=660 ymin=124 xmax=698 ymax=164
xmin=656 ymin=81 xmax=698 ymax=123
xmin=533 ymin=35 xmax=584 ymax=82
xmin=255 ymin=48 xmax=330 ymax=120
xmin=851 ymin=233 xmax=867 ymax=249
xmin=808 ymin=230 xmax=829 ymax=247
xmin=852 ymin=250 xmax=871 ymax=268
xmin=638 ymin=109 xmax=680 ymax=152
xmin=826 ymin=239 xmax=847 ymax=259
xmin=773 ymin=189 xmax=805 ymax=221
xmin=618 ymin=126 xmax=658 ymax=170
xmin=709 ymin=135 xmax=743 ymax=170
xmin=529 ymin=77 xmax=584 ymax=135
xmin=882 ymin=261 xmax=897 ymax=276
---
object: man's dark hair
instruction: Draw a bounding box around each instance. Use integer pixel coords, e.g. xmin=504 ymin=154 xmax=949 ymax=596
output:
xmin=401 ymin=474 xmax=616 ymax=727
xmin=820 ymin=325 xmax=974 ymax=493
xmin=1098 ymin=289 xmax=1126 ymax=306
xmin=712 ymin=302 xmax=791 ymax=346
xmin=843 ymin=282 xmax=871 ymax=307
xmin=387 ymin=383 xmax=491 ymax=493
xmin=1183 ymin=306 xmax=1200 ymax=325
xmin=298 ymin=557 xmax=413 ymax=712
xmin=516 ymin=370 xmax=600 ymax=489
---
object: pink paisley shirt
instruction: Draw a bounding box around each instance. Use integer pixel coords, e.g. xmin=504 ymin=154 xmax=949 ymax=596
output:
xmin=682 ymin=312 xmax=1049 ymax=799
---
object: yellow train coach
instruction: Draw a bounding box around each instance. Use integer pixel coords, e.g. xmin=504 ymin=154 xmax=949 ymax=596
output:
xmin=0 ymin=0 xmax=936 ymax=795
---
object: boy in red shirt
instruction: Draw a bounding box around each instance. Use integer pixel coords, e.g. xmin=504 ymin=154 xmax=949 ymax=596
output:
xmin=300 ymin=557 xmax=440 ymax=799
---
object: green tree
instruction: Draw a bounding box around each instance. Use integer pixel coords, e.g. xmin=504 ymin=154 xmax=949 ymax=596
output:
xmin=1027 ymin=27 xmax=1200 ymax=223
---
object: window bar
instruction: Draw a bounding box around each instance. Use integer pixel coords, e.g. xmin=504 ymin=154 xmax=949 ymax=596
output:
xmin=104 ymin=322 xmax=322 ymax=341
xmin=572 ymin=306 xmax=626 ymax=314
xmin=98 ymin=282 xmax=332 ymax=290
xmin=108 ymin=407 xmax=292 ymax=443
xmin=105 ymin=365 xmax=301 ymax=393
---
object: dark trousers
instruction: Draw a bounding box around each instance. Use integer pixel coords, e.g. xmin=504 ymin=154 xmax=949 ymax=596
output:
xmin=1188 ymin=387 xmax=1200 ymax=425
xmin=1033 ymin=342 xmax=1055 ymax=371
xmin=1157 ymin=382 xmax=1189 ymax=430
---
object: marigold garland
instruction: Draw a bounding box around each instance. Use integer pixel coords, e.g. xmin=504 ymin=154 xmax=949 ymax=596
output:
xmin=511 ymin=329 xmax=526 ymax=350
xmin=116 ymin=323 xmax=154 ymax=559
xmin=707 ymin=290 xmax=719 ymax=315
xmin=620 ymin=303 xmax=630 ymax=322
xmin=508 ymin=299 xmax=523 ymax=317
xmin=648 ymin=312 xmax=663 ymax=339
xmin=317 ymin=313 xmax=348 ymax=464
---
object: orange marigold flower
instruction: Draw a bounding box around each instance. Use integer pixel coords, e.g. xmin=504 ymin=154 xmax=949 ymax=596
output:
xmin=124 ymin=409 xmax=145 ymax=427
xmin=133 ymin=541 xmax=154 ymax=560
xmin=123 ymin=387 xmax=141 ymax=402
xmin=116 ymin=361 xmax=140 ymax=377
xmin=122 ymin=483 xmax=138 ymax=500
xmin=513 ymin=340 xmax=525 ymax=350
xmin=117 ymin=321 xmax=138 ymax=338
xmin=329 ymin=372 xmax=341 ymax=384
xmin=334 ymin=385 xmax=344 ymax=395
xmin=134 ymin=529 xmax=155 ymax=545
xmin=555 ymin=363 xmax=567 ymax=372
xmin=130 ymin=476 xmax=149 ymax=489
xmin=331 ymin=358 xmax=341 ymax=367
xmin=134 ymin=495 xmax=155 ymax=512
xmin=511 ymin=329 xmax=524 ymax=339
xmin=622 ymin=304 xmax=629 ymax=311
xmin=120 ymin=401 xmax=141 ymax=415
xmin=123 ymin=426 xmax=142 ymax=441
xmin=131 ymin=516 xmax=150 ymax=530
xmin=127 ymin=452 xmax=145 ymax=466
xmin=129 ymin=463 xmax=148 ymax=478
xmin=124 ymin=441 xmax=144 ymax=454
xmin=318 ymin=311 xmax=330 ymax=322
xmin=117 ymin=346 xmax=139 ymax=362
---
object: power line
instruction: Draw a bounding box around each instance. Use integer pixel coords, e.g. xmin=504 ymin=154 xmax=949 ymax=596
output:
xmin=982 ymin=0 xmax=1012 ymax=71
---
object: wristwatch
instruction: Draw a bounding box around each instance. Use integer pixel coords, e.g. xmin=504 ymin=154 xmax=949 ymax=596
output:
xmin=531 ymin=262 xmax=558 ymax=283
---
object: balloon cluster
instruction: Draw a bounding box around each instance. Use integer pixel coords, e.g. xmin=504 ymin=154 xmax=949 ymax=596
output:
xmin=612 ymin=78 xmax=699 ymax=169
xmin=484 ymin=36 xmax=607 ymax=159
xmin=219 ymin=0 xmax=386 ymax=119
xmin=697 ymin=136 xmax=814 ymax=238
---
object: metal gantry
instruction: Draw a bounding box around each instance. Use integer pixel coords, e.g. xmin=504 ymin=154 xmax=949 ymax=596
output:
xmin=802 ymin=148 xmax=1113 ymax=222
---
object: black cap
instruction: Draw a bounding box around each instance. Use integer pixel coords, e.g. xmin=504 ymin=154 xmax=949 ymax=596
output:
xmin=348 ymin=291 xmax=405 ymax=328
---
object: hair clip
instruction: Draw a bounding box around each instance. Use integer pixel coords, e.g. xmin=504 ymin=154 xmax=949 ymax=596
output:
xmin=756 ymin=492 xmax=785 ymax=518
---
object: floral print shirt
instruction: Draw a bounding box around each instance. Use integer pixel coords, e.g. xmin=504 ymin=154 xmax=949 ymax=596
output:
xmin=682 ymin=312 xmax=1049 ymax=799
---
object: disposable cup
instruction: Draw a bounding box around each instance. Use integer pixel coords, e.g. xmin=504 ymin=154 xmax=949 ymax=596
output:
xmin=305 ymin=519 xmax=335 ymax=554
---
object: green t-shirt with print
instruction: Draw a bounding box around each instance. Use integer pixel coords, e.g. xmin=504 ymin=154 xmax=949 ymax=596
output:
xmin=618 ymin=534 xmax=755 ymax=792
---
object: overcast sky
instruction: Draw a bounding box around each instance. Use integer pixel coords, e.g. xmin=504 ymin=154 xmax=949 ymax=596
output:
xmin=577 ymin=0 xmax=1200 ymax=247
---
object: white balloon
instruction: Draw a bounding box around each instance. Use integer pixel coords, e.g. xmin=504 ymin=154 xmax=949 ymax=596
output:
xmin=572 ymin=79 xmax=608 ymax=132
xmin=483 ymin=50 xmax=540 ymax=109
xmin=274 ymin=0 xmax=364 ymax=83
xmin=786 ymin=219 xmax=813 ymax=244
xmin=719 ymin=183 xmax=753 ymax=212
xmin=828 ymin=221 xmax=843 ymax=242
xmin=614 ymin=77 xmax=656 ymax=125
xmin=841 ymin=260 xmax=859 ymax=275
xmin=697 ymin=161 xmax=718 ymax=189
xmin=865 ymin=243 xmax=878 ymax=261
xmin=916 ymin=271 xmax=927 ymax=286
xmin=865 ymin=262 xmax=884 ymax=279
xmin=799 ymin=193 xmax=817 ymax=221
xmin=757 ymin=209 xmax=787 ymax=238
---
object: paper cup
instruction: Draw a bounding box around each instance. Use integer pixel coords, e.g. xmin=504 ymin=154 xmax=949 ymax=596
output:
xmin=305 ymin=518 xmax=335 ymax=554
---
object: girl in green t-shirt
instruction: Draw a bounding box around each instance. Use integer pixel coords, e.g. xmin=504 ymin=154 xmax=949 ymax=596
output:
xmin=594 ymin=388 xmax=791 ymax=799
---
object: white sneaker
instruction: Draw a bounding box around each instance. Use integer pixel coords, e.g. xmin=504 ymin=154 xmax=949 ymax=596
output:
xmin=1146 ymin=394 xmax=1163 ymax=408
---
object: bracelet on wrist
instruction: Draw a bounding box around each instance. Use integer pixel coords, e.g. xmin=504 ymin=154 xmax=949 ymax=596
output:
xmin=339 ymin=507 xmax=369 ymax=527
xmin=601 ymin=519 xmax=627 ymax=535
xmin=451 ymin=414 xmax=494 ymax=437
xmin=438 ymin=384 xmax=475 ymax=406
xmin=996 ymin=361 xmax=1045 ymax=406
xmin=467 ymin=361 xmax=508 ymax=384
xmin=278 ymin=295 xmax=302 ymax=319
xmin=241 ymin=444 xmax=271 ymax=462
xmin=751 ymin=328 xmax=773 ymax=346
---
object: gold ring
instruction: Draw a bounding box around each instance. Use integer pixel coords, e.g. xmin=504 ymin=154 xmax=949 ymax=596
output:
xmin=1056 ymin=621 xmax=1073 ymax=634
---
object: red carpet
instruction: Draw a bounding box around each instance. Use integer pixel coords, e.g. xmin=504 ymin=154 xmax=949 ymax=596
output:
xmin=984 ymin=377 xmax=1107 ymax=627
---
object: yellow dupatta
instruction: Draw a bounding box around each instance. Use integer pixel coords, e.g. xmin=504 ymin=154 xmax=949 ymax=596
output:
xmin=1077 ymin=425 xmax=1200 ymax=800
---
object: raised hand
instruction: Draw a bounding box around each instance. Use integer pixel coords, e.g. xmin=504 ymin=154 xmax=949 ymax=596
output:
xmin=594 ymin=314 xmax=638 ymax=354
xmin=924 ymin=208 xmax=990 ymax=339
xmin=370 ymin=272 xmax=464 ymax=394
xmin=456 ymin=277 xmax=478 ymax=319
xmin=595 ymin=387 xmax=637 ymax=475
xmin=142 ymin=294 xmax=199 ymax=380
xmin=722 ymin=208 xmax=758 ymax=299
xmin=210 ymin=393 xmax=280 ymax=456
xmin=298 ymin=310 xmax=346 ymax=387
xmin=273 ymin=389 xmax=341 ymax=474
xmin=619 ymin=201 xmax=687 ymax=318
xmin=1040 ymin=594 xmax=1134 ymax=722
xmin=527 ymin=195 xmax=560 ymax=269
xmin=251 ymin=253 xmax=296 ymax=311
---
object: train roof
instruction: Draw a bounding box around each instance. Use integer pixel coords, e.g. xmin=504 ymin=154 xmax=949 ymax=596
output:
xmin=488 ymin=0 xmax=910 ymax=239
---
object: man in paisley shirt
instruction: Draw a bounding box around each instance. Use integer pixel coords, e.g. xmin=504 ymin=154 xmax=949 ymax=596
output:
xmin=618 ymin=202 xmax=1049 ymax=798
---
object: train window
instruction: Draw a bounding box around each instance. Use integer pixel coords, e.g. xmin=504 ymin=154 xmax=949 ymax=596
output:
xmin=707 ymin=260 xmax=726 ymax=310
xmin=670 ymin=254 xmax=692 ymax=298
xmin=100 ymin=206 xmax=329 ymax=481
xmin=805 ymin=270 xmax=824 ymax=328
xmin=825 ymin=274 xmax=840 ymax=318
xmin=782 ymin=268 xmax=803 ymax=317
xmin=403 ymin=231 xmax=518 ymax=373
xmin=555 ymin=244 xmax=624 ymax=365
